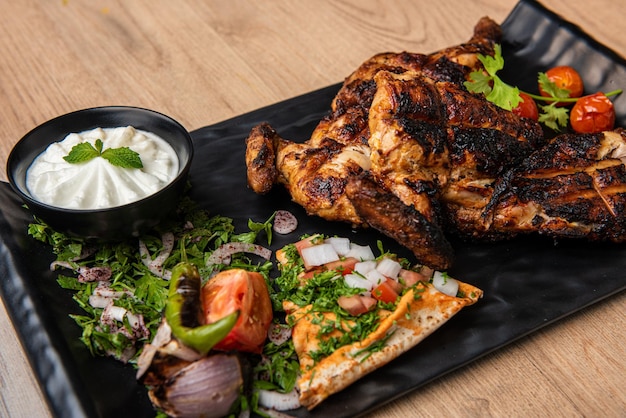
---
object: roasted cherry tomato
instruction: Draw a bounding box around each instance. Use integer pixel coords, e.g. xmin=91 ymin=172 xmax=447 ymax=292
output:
xmin=539 ymin=66 xmax=584 ymax=105
xmin=202 ymin=269 xmax=273 ymax=354
xmin=570 ymin=92 xmax=616 ymax=133
xmin=511 ymin=92 xmax=539 ymax=120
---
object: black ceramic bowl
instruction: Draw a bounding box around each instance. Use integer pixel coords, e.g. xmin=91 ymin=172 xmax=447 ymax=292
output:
xmin=6 ymin=106 xmax=194 ymax=241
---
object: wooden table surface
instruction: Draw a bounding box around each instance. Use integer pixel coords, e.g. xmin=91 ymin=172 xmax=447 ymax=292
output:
xmin=1 ymin=1 xmax=625 ymax=417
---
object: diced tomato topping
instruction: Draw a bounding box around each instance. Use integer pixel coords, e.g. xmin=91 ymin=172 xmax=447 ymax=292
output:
xmin=371 ymin=278 xmax=400 ymax=303
xmin=385 ymin=277 xmax=403 ymax=294
xmin=295 ymin=235 xmax=332 ymax=270
xmin=337 ymin=294 xmax=377 ymax=316
xmin=294 ymin=235 xmax=321 ymax=254
xmin=417 ymin=265 xmax=434 ymax=279
xmin=360 ymin=295 xmax=378 ymax=311
xmin=298 ymin=269 xmax=319 ymax=281
xmin=398 ymin=269 xmax=428 ymax=288
xmin=322 ymin=257 xmax=358 ymax=275
xmin=298 ymin=257 xmax=359 ymax=282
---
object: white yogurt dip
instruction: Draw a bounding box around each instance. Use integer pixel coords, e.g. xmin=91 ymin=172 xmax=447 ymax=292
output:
xmin=26 ymin=126 xmax=179 ymax=210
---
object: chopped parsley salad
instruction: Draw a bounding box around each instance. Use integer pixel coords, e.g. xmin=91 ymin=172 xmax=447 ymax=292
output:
xmin=28 ymin=196 xmax=462 ymax=416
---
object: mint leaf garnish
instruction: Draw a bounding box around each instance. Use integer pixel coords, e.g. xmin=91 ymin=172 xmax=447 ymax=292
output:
xmin=101 ymin=147 xmax=143 ymax=168
xmin=63 ymin=141 xmax=100 ymax=164
xmin=63 ymin=138 xmax=143 ymax=168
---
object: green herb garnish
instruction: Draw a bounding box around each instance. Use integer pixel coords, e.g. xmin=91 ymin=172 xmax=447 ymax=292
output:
xmin=464 ymin=45 xmax=522 ymax=111
xmin=28 ymin=198 xmax=275 ymax=362
xmin=63 ymin=138 xmax=143 ymax=168
xmin=464 ymin=44 xmax=622 ymax=131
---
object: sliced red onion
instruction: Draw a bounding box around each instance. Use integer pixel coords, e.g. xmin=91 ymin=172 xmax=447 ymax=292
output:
xmin=94 ymin=294 xmax=149 ymax=342
xmin=89 ymin=281 xmax=133 ymax=310
xmin=50 ymin=260 xmax=74 ymax=271
xmin=206 ymin=242 xmax=272 ymax=266
xmin=257 ymin=388 xmax=301 ymax=412
xmin=267 ymin=322 xmax=292 ymax=346
xmin=92 ymin=281 xmax=129 ymax=298
xmin=256 ymin=407 xmax=299 ymax=418
xmin=132 ymin=315 xmax=149 ymax=338
xmin=88 ymin=295 xmax=112 ymax=309
xmin=125 ymin=312 xmax=142 ymax=329
xmin=273 ymin=210 xmax=298 ymax=234
xmin=50 ymin=261 xmax=113 ymax=283
xmin=102 ymin=303 xmax=128 ymax=323
xmin=78 ymin=266 xmax=113 ymax=283
xmin=92 ymin=288 xmax=125 ymax=298
xmin=139 ymin=232 xmax=174 ymax=280
xmin=152 ymin=231 xmax=175 ymax=269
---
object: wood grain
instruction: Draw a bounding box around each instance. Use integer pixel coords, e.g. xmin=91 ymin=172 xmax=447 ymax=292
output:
xmin=0 ymin=1 xmax=624 ymax=417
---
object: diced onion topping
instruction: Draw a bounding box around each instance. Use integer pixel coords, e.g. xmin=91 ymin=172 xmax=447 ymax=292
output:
xmin=344 ymin=273 xmax=374 ymax=291
xmin=364 ymin=269 xmax=386 ymax=288
xmin=432 ymin=271 xmax=459 ymax=296
xmin=300 ymin=243 xmax=339 ymax=267
xmin=354 ymin=260 xmax=377 ymax=276
xmin=295 ymin=236 xmax=463 ymax=313
xmin=345 ymin=243 xmax=375 ymax=261
xmin=375 ymin=257 xmax=402 ymax=279
xmin=324 ymin=237 xmax=351 ymax=256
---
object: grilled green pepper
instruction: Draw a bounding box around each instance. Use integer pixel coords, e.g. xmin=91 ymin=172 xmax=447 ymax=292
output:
xmin=165 ymin=262 xmax=239 ymax=355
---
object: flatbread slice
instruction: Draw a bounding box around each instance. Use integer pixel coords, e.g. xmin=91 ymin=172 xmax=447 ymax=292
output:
xmin=284 ymin=280 xmax=482 ymax=409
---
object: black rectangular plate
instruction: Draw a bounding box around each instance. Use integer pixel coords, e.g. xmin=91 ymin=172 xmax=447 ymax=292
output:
xmin=1 ymin=1 xmax=625 ymax=417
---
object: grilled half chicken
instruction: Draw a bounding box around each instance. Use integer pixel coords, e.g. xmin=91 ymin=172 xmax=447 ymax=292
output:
xmin=245 ymin=16 xmax=626 ymax=270
xmin=246 ymin=17 xmax=506 ymax=269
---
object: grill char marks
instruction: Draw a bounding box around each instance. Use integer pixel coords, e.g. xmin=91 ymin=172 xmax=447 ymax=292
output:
xmin=346 ymin=173 xmax=454 ymax=270
xmin=485 ymin=130 xmax=626 ymax=242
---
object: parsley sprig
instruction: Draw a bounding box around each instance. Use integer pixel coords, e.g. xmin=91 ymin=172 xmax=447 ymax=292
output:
xmin=464 ymin=44 xmax=622 ymax=131
xmin=63 ymin=138 xmax=143 ymax=169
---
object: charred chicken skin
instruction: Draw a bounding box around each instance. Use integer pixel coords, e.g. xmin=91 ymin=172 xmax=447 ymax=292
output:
xmin=475 ymin=129 xmax=626 ymax=242
xmin=245 ymin=16 xmax=626 ymax=270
